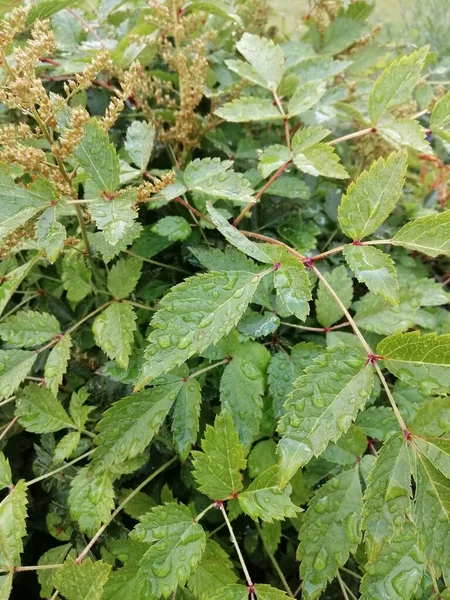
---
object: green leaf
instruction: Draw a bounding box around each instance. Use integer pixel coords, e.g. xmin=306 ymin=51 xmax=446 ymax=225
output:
xmin=44 ymin=334 xmax=72 ymax=396
xmin=93 ymin=302 xmax=137 ymax=369
xmin=125 ymin=121 xmax=155 ymax=171
xmin=225 ymin=58 xmax=271 ymax=89
xmin=15 ymin=383 xmax=75 ymax=433
xmin=172 ymin=376 xmax=201 ymax=461
xmin=268 ymin=343 xmax=323 ymax=418
xmin=259 ymin=144 xmax=291 ymax=178
xmin=0 ymin=310 xmax=60 ymax=347
xmin=430 ymin=91 xmax=450 ymax=131
xmin=53 ymin=557 xmax=111 ymax=600
xmin=136 ymin=271 xmax=263 ymax=388
xmin=288 ymin=81 xmax=326 ymax=117
xmin=293 ymin=143 xmax=348 ymax=179
xmin=26 ymin=0 xmax=84 ymax=26
xmin=277 ymin=346 xmax=373 ymax=486
xmin=315 ymin=265 xmax=353 ymax=328
xmin=90 ymin=195 xmax=138 ymax=246
xmin=362 ymin=434 xmax=412 ymax=560
xmin=0 ymin=480 xmax=28 ymax=569
xmin=0 ymin=258 xmax=39 ymax=318
xmin=292 ymin=127 xmax=331 ymax=152
xmin=356 ymin=406 xmax=398 ymax=441
xmin=414 ymin=436 xmax=450 ymax=479
xmin=37 ymin=543 xmax=72 ymax=598
xmin=69 ymin=388 xmax=92 ymax=431
xmin=151 ymin=216 xmax=191 ymax=241
xmin=379 ymin=118 xmax=431 ymax=153
xmin=354 ymin=290 xmax=420 ymax=335
xmin=0 ymin=165 xmax=53 ymax=244
xmin=184 ymin=158 xmax=254 ymax=204
xmin=266 ymin=175 xmax=310 ymax=199
xmin=53 ymin=431 xmax=81 ymax=465
xmin=368 ymin=47 xmax=428 ymax=123
xmin=118 ymin=488 xmax=156 ymax=520
xmin=236 ymin=32 xmax=284 ymax=90
xmin=107 ymin=256 xmax=142 ymax=299
xmin=93 ymin=382 xmax=181 ymax=469
xmin=415 ymin=455 xmax=450 ymax=580
xmin=187 ymin=538 xmax=238 ymax=600
xmin=212 ymin=584 xmax=289 ymax=600
xmin=298 ymin=467 xmax=362 ymax=600
xmin=343 ymin=245 xmax=399 ymax=305
xmin=360 ymin=521 xmax=425 ymax=600
xmin=89 ymin=222 xmax=142 ymax=263
xmin=338 ymin=151 xmax=407 ymax=240
xmin=392 ymin=210 xmax=450 ymax=257
xmin=68 ymin=467 xmax=115 ymax=535
xmin=75 ymin=120 xmax=120 ymax=192
xmin=266 ymin=246 xmax=312 ymax=321
xmin=61 ymin=253 xmax=92 ymax=302
xmin=239 ymin=466 xmax=299 ymax=522
xmin=192 ymin=411 xmax=247 ymax=500
xmin=132 ymin=503 xmax=206 ymax=598
xmin=238 ymin=310 xmax=280 ymax=339
xmin=377 ymin=331 xmax=450 ymax=395
xmin=215 ymin=98 xmax=284 ymax=122
xmin=0 ymin=349 xmax=36 ymax=400
xmin=412 ymin=397 xmax=450 ymax=437
xmin=206 ymin=204 xmax=272 ymax=263
xmin=220 ymin=343 xmax=266 ymax=450
xmin=0 ymin=454 xmax=11 ymax=492
xmin=36 ymin=207 xmax=66 ymax=263
xmin=321 ymin=16 xmax=367 ymax=55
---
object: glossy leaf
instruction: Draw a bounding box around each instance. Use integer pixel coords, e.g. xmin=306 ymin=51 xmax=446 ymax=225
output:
xmin=44 ymin=334 xmax=72 ymax=396
xmin=107 ymin=256 xmax=142 ymax=299
xmin=211 ymin=584 xmax=288 ymax=600
xmin=68 ymin=467 xmax=115 ymax=534
xmin=215 ymin=97 xmax=284 ymax=122
xmin=184 ymin=158 xmax=254 ymax=204
xmin=0 ymin=480 xmax=28 ymax=569
xmin=53 ymin=557 xmax=111 ymax=600
xmin=0 ymin=310 xmax=60 ymax=347
xmin=90 ymin=195 xmax=137 ymax=246
xmin=192 ymin=411 xmax=247 ymax=500
xmin=187 ymin=539 xmax=237 ymax=600
xmin=172 ymin=375 xmax=201 ymax=461
xmin=93 ymin=302 xmax=137 ymax=369
xmin=315 ymin=265 xmax=353 ymax=328
xmin=53 ymin=431 xmax=81 ymax=464
xmin=36 ymin=206 xmax=66 ymax=263
xmin=125 ymin=121 xmax=155 ymax=171
xmin=61 ymin=253 xmax=92 ymax=303
xmin=0 ymin=454 xmax=12 ymax=492
xmin=15 ymin=383 xmax=75 ymax=433
xmin=235 ymin=32 xmax=284 ymax=89
xmin=0 ymin=259 xmax=39 ymax=318
xmin=37 ymin=543 xmax=72 ymax=598
xmin=343 ymin=245 xmax=398 ymax=305
xmin=393 ymin=210 xmax=450 ymax=257
xmin=293 ymin=143 xmax=348 ymax=179
xmin=75 ymin=119 xmax=120 ymax=192
xmin=288 ymin=81 xmax=326 ymax=116
xmin=0 ymin=350 xmax=36 ymax=400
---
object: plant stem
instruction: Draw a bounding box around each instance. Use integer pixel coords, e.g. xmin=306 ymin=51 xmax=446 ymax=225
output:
xmin=219 ymin=502 xmax=255 ymax=598
xmin=66 ymin=8 xmax=106 ymax=48
xmin=124 ymin=250 xmax=189 ymax=274
xmin=194 ymin=502 xmax=216 ymax=523
xmin=27 ymin=450 xmax=95 ymax=486
xmin=373 ymin=361 xmax=408 ymax=432
xmin=280 ymin=321 xmax=350 ymax=333
xmin=173 ymin=196 xmax=213 ymax=225
xmin=329 ymin=127 xmax=374 ymax=146
xmin=240 ymin=231 xmax=305 ymax=261
xmin=75 ymin=456 xmax=178 ymax=564
xmin=122 ymin=299 xmax=156 ymax=312
xmin=293 ymin=582 xmax=302 ymax=598
xmin=340 ymin=566 xmax=362 ymax=580
xmin=273 ymin=90 xmax=291 ymax=151
xmin=189 ymin=358 xmax=230 ymax=379
xmin=336 ymin=571 xmax=351 ymax=600
xmin=0 ymin=294 xmax=39 ymax=323
xmin=312 ymin=239 xmax=393 ymax=262
xmin=0 ymin=564 xmax=64 ymax=573
xmin=256 ymin=523 xmax=294 ymax=597
xmin=0 ymin=396 xmax=15 ymax=408
xmin=0 ymin=417 xmax=18 ymax=443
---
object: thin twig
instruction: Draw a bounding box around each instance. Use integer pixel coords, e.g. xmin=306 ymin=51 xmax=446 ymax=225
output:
xmin=280 ymin=321 xmax=350 ymax=333
xmin=122 ymin=299 xmax=156 ymax=312
xmin=0 ymin=293 xmax=39 ymax=323
xmin=189 ymin=359 xmax=230 ymax=379
xmin=0 ymin=417 xmax=19 ymax=443
xmin=373 ymin=362 xmax=408 ymax=432
xmin=66 ymin=8 xmax=106 ymax=48
xmin=336 ymin=570 xmax=350 ymax=600
xmin=0 ymin=396 xmax=15 ymax=408
xmin=124 ymin=250 xmax=189 ymax=274
xmin=27 ymin=450 xmax=95 ymax=486
xmin=256 ymin=523 xmax=294 ymax=596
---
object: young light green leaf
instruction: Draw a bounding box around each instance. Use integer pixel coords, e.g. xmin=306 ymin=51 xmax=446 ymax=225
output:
xmin=0 ymin=480 xmax=28 ymax=569
xmin=68 ymin=467 xmax=115 ymax=535
xmin=75 ymin=119 xmax=120 ymax=192
xmin=239 ymin=466 xmax=299 ymax=523
xmin=53 ymin=557 xmax=111 ymax=600
xmin=225 ymin=58 xmax=270 ymax=89
xmin=259 ymin=144 xmax=291 ymax=178
xmin=315 ymin=265 xmax=353 ymax=328
xmin=378 ymin=118 xmax=431 ymax=153
xmin=15 ymin=383 xmax=75 ymax=433
xmin=212 ymin=584 xmax=289 ymax=600
xmin=61 ymin=253 xmax=92 ymax=303
xmin=93 ymin=302 xmax=137 ymax=369
xmin=0 ymin=453 xmax=12 ymax=492
xmin=124 ymin=121 xmax=155 ymax=171
xmin=338 ymin=151 xmax=407 ymax=240
xmin=215 ymin=97 xmax=284 ymax=122
xmin=90 ymin=195 xmax=138 ymax=247
xmin=44 ymin=334 xmax=72 ymax=396
xmin=362 ymin=433 xmax=411 ymax=560
xmin=288 ymin=81 xmax=326 ymax=117
xmin=107 ymin=257 xmax=142 ymax=300
xmin=151 ymin=216 xmax=191 ymax=241
xmin=132 ymin=503 xmax=206 ymax=598
xmin=0 ymin=258 xmax=39 ymax=318
xmin=192 ymin=411 xmax=247 ymax=500
xmin=37 ymin=542 xmax=72 ymax=598
xmin=236 ymin=32 xmax=284 ymax=90
xmin=265 ymin=246 xmax=312 ymax=321
xmin=392 ymin=210 xmax=450 ymax=257
xmin=368 ymin=47 xmax=428 ymax=123
xmin=53 ymin=431 xmax=81 ymax=465
xmin=184 ymin=158 xmax=254 ymax=204
xmin=377 ymin=331 xmax=450 ymax=395
xmin=93 ymin=382 xmax=182 ymax=469
xmin=69 ymin=388 xmax=92 ymax=431
xmin=0 ymin=310 xmax=60 ymax=347
xmin=298 ymin=467 xmax=362 ymax=600
xmin=187 ymin=538 xmax=238 ymax=600
xmin=277 ymin=346 xmax=373 ymax=486
xmin=206 ymin=204 xmax=272 ymax=263
xmin=415 ymin=455 xmax=450 ymax=579
xmin=268 ymin=342 xmax=323 ymax=418
xmin=0 ymin=349 xmax=36 ymax=400
xmin=136 ymin=271 xmax=263 ymax=388
xmin=430 ymin=91 xmax=450 ymax=131
xmin=36 ymin=206 xmax=66 ymax=263
xmin=292 ymin=127 xmax=331 ymax=152
xmin=361 ymin=521 xmax=425 ymax=600
xmin=293 ymin=143 xmax=348 ymax=179
xmin=172 ymin=376 xmax=201 ymax=462
xmin=0 ymin=165 xmax=53 ymax=244
xmin=343 ymin=245 xmax=399 ymax=305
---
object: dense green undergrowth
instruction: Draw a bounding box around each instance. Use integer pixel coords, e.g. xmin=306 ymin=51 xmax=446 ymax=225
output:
xmin=0 ymin=1 xmax=450 ymax=599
